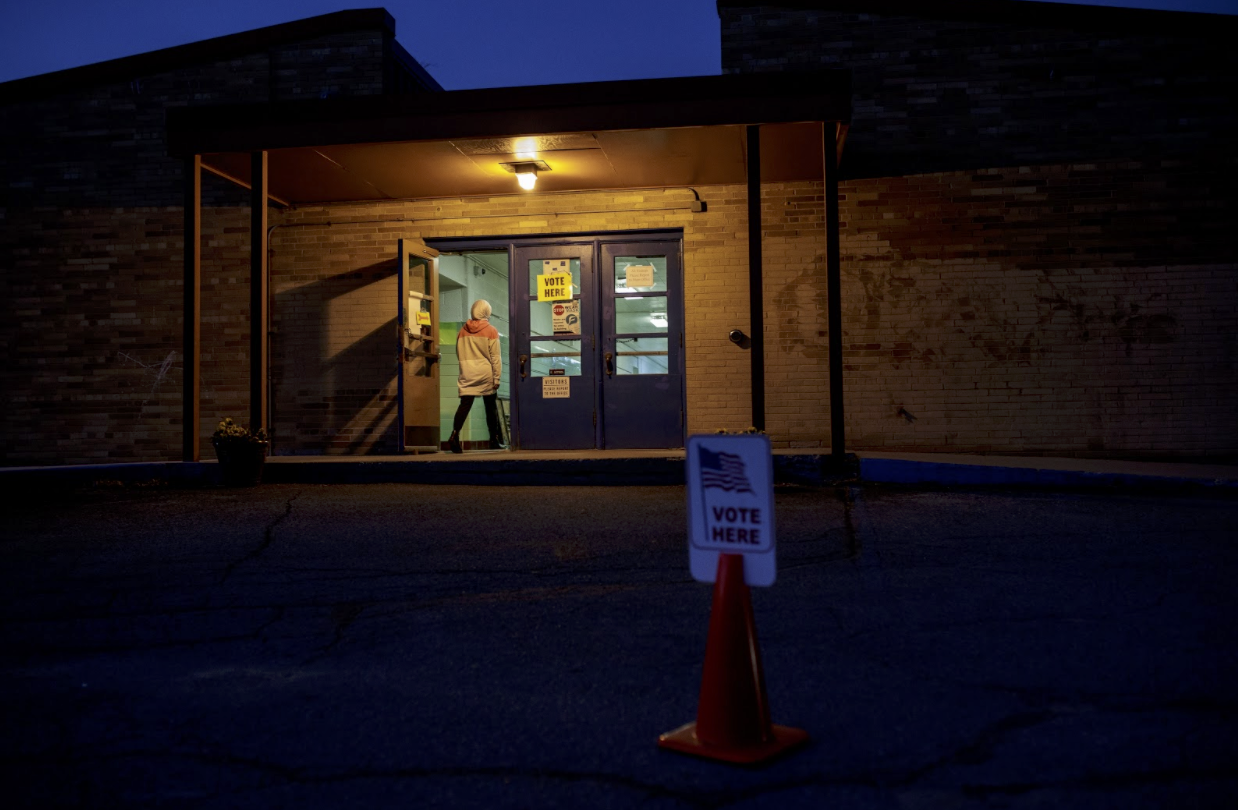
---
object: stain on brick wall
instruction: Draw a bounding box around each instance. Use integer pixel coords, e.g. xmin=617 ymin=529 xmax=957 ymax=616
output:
xmin=720 ymin=2 xmax=1238 ymax=458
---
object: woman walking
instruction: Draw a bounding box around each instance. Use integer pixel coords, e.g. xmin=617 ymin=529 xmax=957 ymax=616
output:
xmin=448 ymin=299 xmax=504 ymax=453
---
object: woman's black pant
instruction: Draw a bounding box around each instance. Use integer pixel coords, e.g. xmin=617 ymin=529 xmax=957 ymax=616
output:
xmin=453 ymin=394 xmax=501 ymax=440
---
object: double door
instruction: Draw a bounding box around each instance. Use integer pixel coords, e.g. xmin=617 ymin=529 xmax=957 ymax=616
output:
xmin=513 ymin=238 xmax=683 ymax=450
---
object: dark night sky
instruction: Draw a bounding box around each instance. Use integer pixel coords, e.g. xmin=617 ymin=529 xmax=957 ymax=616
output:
xmin=1 ymin=0 xmax=1235 ymax=89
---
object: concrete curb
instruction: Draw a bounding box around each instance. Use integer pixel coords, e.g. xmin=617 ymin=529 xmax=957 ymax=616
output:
xmin=262 ymin=457 xmax=684 ymax=486
xmin=858 ymin=455 xmax=1238 ymax=491
xmin=0 ymin=461 xmax=219 ymax=488
xmin=1 ymin=453 xmax=1233 ymax=491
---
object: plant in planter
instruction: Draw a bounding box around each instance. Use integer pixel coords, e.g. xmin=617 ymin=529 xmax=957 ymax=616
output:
xmin=211 ymin=418 xmax=269 ymax=487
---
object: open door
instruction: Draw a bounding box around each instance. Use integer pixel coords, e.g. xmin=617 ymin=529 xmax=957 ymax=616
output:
xmin=397 ymin=239 xmax=441 ymax=453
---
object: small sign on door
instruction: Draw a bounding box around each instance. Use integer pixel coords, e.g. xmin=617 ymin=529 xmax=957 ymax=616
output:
xmin=542 ymin=376 xmax=570 ymax=398
xmin=552 ymin=300 xmax=580 ymax=334
xmin=686 ymin=433 xmax=776 ymax=586
xmin=624 ymin=264 xmax=655 ymax=288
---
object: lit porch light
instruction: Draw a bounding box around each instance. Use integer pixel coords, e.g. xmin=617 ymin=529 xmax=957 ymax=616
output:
xmin=501 ymin=160 xmax=551 ymax=192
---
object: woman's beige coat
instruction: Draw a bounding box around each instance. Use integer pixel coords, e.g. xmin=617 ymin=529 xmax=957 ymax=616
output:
xmin=456 ymin=319 xmax=502 ymax=396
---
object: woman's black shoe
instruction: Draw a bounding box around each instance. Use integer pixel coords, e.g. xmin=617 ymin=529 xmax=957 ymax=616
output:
xmin=448 ymin=431 xmax=463 ymax=454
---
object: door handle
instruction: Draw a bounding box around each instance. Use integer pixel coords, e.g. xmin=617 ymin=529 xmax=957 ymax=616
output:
xmin=604 ymin=352 xmax=614 ymax=377
xmin=519 ymin=354 xmax=528 ymax=379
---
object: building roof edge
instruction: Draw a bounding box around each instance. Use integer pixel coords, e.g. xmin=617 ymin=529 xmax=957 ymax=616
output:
xmin=0 ymin=8 xmax=405 ymax=103
xmin=714 ymin=0 xmax=1238 ymax=35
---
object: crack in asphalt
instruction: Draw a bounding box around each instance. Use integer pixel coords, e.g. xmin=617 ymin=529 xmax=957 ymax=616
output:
xmin=842 ymin=485 xmax=863 ymax=560
xmin=753 ymin=487 xmax=860 ymax=573
xmin=219 ymin=491 xmax=302 ymax=584
xmin=309 ymin=601 xmax=364 ymax=659
xmin=908 ymin=708 xmax=1058 ymax=780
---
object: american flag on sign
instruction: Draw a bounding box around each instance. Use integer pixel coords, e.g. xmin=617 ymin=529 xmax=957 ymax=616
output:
xmin=698 ymin=447 xmax=754 ymax=494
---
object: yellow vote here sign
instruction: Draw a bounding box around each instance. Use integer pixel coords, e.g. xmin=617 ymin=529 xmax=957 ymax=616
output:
xmin=537 ymin=259 xmax=573 ymax=301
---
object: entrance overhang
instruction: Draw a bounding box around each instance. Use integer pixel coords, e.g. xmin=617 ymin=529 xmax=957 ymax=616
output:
xmin=167 ymin=70 xmax=852 ymax=460
xmin=168 ymin=71 xmax=850 ymax=202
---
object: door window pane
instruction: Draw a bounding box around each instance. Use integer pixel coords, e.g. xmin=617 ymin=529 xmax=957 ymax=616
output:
xmin=615 ymin=296 xmax=669 ymax=334
xmin=530 ymin=339 xmax=581 ymax=377
xmin=615 ymin=256 xmax=667 ymax=293
xmin=527 ymin=258 xmax=581 ymax=296
xmin=615 ymin=337 xmax=669 ymax=375
xmin=530 ymin=299 xmax=584 ymax=338
xmin=408 ymin=256 xmax=432 ymax=296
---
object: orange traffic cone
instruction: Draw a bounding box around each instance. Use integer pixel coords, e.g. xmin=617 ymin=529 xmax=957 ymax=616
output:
xmin=658 ymin=553 xmax=809 ymax=764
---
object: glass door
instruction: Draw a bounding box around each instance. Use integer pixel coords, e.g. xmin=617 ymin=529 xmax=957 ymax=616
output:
xmin=397 ymin=239 xmax=441 ymax=452
xmin=601 ymin=241 xmax=683 ymax=448
xmin=512 ymin=244 xmax=596 ymax=449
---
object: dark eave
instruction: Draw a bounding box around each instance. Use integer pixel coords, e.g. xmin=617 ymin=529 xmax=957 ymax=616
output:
xmin=715 ymin=0 xmax=1238 ymax=37
xmin=167 ymin=70 xmax=851 ymax=157
xmin=0 ymin=8 xmax=405 ymax=104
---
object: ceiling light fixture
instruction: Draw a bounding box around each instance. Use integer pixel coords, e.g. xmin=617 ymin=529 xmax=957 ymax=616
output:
xmin=501 ymin=160 xmax=551 ymax=191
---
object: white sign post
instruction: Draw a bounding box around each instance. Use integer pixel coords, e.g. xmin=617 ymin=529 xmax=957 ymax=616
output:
xmin=686 ymin=433 xmax=776 ymax=587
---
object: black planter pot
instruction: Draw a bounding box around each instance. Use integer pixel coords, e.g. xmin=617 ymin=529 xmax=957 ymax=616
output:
xmin=212 ymin=439 xmax=269 ymax=487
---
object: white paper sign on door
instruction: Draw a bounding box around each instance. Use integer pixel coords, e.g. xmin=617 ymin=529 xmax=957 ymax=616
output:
xmin=624 ymin=264 xmax=655 ymax=288
xmin=542 ymin=377 xmax=570 ymax=398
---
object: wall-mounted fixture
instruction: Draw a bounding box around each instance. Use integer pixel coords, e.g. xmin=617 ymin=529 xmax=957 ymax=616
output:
xmin=500 ymin=160 xmax=551 ymax=191
xmin=729 ymin=329 xmax=751 ymax=350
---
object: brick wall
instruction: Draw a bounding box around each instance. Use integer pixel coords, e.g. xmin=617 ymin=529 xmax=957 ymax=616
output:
xmin=835 ymin=159 xmax=1237 ymax=456
xmin=0 ymin=26 xmax=398 ymax=465
xmin=720 ymin=1 xmax=1238 ymax=458
xmin=719 ymin=2 xmax=1238 ymax=178
xmin=0 ymin=196 xmax=251 ymax=465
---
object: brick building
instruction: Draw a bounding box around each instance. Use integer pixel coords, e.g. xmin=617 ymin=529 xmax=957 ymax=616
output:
xmin=720 ymin=0 xmax=1238 ymax=459
xmin=1 ymin=1 xmax=1235 ymax=467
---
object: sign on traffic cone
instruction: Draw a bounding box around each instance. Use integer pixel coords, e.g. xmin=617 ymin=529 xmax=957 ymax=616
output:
xmin=658 ymin=553 xmax=809 ymax=764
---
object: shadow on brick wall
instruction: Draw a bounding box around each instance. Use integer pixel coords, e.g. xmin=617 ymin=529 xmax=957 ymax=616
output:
xmin=272 ymin=258 xmax=401 ymax=454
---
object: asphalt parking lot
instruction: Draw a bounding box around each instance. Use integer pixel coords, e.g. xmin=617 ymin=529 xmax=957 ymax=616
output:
xmin=2 ymin=481 xmax=1236 ymax=808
